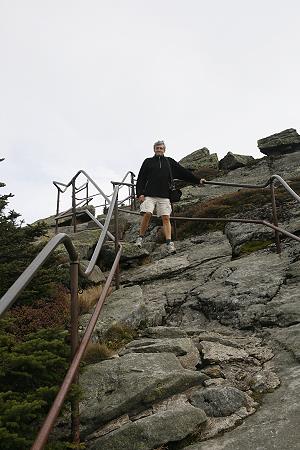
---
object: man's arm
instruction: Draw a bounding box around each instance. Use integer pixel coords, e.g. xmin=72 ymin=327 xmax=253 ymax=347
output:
xmin=136 ymin=159 xmax=149 ymax=198
xmin=169 ymin=158 xmax=202 ymax=184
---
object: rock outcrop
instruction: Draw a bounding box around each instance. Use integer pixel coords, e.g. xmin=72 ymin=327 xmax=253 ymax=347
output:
xmin=179 ymin=147 xmax=219 ymax=170
xmin=258 ymin=128 xmax=300 ymax=156
xmin=219 ymin=152 xmax=255 ymax=170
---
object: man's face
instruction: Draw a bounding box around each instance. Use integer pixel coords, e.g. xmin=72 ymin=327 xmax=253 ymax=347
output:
xmin=154 ymin=145 xmax=166 ymax=156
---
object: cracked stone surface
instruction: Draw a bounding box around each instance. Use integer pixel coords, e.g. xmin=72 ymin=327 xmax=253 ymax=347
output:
xmin=80 ymin=352 xmax=205 ymax=437
xmin=87 ymin=404 xmax=207 ymax=450
xmin=119 ymin=337 xmax=200 ymax=370
xmin=188 ymin=251 xmax=291 ymax=328
xmin=79 ymin=285 xmax=147 ymax=339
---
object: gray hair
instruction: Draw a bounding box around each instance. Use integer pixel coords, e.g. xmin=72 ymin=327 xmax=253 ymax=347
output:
xmin=153 ymin=140 xmax=165 ymax=149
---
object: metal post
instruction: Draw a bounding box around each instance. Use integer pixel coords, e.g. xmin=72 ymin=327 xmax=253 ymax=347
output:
xmin=270 ymin=181 xmax=282 ymax=254
xmin=131 ymin=173 xmax=137 ymax=210
xmin=55 ymin=189 xmax=60 ymax=234
xmin=113 ymin=185 xmax=120 ymax=289
xmin=171 ymin=202 xmax=177 ymax=240
xmin=70 ymin=260 xmax=80 ymax=444
xmin=86 ymin=181 xmax=89 ymax=206
xmin=72 ymin=179 xmax=77 ymax=233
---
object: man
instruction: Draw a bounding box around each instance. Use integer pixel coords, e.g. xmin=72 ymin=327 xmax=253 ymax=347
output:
xmin=135 ymin=140 xmax=204 ymax=254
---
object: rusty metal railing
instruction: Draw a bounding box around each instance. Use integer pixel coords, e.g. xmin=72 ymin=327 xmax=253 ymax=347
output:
xmin=53 ymin=170 xmax=136 ymax=233
xmin=198 ymin=174 xmax=300 ymax=252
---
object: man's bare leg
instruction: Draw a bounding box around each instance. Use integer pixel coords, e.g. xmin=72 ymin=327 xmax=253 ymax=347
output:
xmin=140 ymin=212 xmax=152 ymax=236
xmin=161 ymin=215 xmax=172 ymax=240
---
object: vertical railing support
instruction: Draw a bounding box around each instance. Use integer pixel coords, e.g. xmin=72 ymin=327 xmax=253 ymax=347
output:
xmin=55 ymin=189 xmax=60 ymax=234
xmin=113 ymin=184 xmax=120 ymax=289
xmin=72 ymin=179 xmax=77 ymax=233
xmin=131 ymin=172 xmax=137 ymax=210
xmin=270 ymin=181 xmax=282 ymax=254
xmin=86 ymin=181 xmax=89 ymax=206
xmin=70 ymin=260 xmax=80 ymax=444
xmin=171 ymin=202 xmax=177 ymax=240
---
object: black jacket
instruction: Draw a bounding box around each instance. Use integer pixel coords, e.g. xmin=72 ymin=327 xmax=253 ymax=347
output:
xmin=136 ymin=155 xmax=199 ymax=199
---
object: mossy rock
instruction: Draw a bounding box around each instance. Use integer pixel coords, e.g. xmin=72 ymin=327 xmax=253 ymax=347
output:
xmin=239 ymin=239 xmax=274 ymax=255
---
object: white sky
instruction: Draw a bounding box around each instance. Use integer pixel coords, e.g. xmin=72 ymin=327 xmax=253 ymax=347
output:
xmin=1 ymin=0 xmax=300 ymax=223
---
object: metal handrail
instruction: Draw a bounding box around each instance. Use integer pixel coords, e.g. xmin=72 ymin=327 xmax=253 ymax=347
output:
xmin=0 ymin=186 xmax=120 ymax=317
xmin=53 ymin=170 xmax=136 ymax=233
xmin=53 ymin=170 xmax=135 ymax=200
xmin=53 ymin=170 xmax=110 ymax=202
xmin=203 ymin=174 xmax=300 ymax=202
xmin=0 ymin=233 xmax=78 ymax=315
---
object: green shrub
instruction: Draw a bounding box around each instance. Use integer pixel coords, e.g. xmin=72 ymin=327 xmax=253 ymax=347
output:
xmin=0 ymin=320 xmax=70 ymax=449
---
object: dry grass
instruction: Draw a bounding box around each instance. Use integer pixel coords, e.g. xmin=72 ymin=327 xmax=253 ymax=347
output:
xmin=83 ymin=341 xmax=114 ymax=363
xmin=104 ymin=323 xmax=138 ymax=350
xmin=83 ymin=324 xmax=138 ymax=365
xmin=78 ymin=285 xmax=105 ymax=315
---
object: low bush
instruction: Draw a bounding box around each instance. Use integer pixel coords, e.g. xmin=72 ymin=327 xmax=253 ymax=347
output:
xmin=8 ymin=286 xmax=70 ymax=339
xmin=0 ymin=320 xmax=70 ymax=450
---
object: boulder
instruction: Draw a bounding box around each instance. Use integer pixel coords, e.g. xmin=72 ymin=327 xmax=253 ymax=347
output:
xmin=191 ymin=251 xmax=290 ymax=328
xmin=121 ymin=254 xmax=191 ymax=285
xmin=219 ymin=152 xmax=255 ymax=171
xmin=189 ymin=386 xmax=251 ymax=417
xmin=79 ymin=352 xmax=206 ymax=436
xmin=258 ymin=128 xmax=300 ymax=156
xmin=224 ymin=222 xmax=274 ymax=257
xmin=80 ymin=260 xmax=105 ymax=283
xmin=54 ymin=229 xmax=101 ymax=262
xmin=79 ymin=285 xmax=147 ymax=340
xmin=98 ymin=241 xmax=149 ymax=270
xmin=179 ymin=148 xmax=219 ymax=170
xmin=87 ymin=405 xmax=207 ymax=450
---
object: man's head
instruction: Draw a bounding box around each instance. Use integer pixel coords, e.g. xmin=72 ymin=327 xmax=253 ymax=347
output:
xmin=153 ymin=140 xmax=166 ymax=156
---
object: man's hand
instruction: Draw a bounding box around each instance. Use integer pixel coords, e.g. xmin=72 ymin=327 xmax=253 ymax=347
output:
xmin=199 ymin=178 xmax=206 ymax=185
xmin=138 ymin=195 xmax=145 ymax=203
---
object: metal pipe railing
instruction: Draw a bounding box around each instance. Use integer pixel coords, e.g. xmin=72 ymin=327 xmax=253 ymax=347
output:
xmin=54 ymin=170 xmax=135 ymax=232
xmin=0 ymin=233 xmax=78 ymax=315
xmin=202 ymin=174 xmax=300 ymax=202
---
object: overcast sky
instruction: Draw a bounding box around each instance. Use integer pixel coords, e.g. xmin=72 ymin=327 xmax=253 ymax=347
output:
xmin=1 ymin=0 xmax=300 ymax=223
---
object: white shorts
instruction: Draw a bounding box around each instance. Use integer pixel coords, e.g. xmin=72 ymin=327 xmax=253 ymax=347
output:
xmin=140 ymin=196 xmax=172 ymax=217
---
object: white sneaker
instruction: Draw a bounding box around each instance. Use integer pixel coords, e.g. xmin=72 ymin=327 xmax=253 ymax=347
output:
xmin=167 ymin=241 xmax=176 ymax=254
xmin=134 ymin=236 xmax=143 ymax=248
